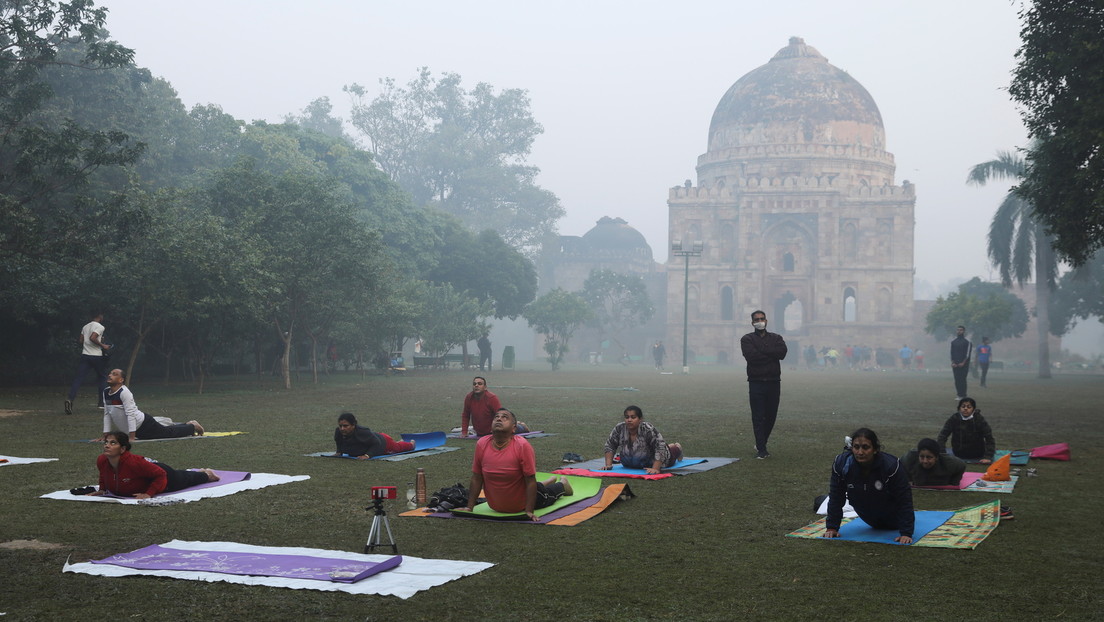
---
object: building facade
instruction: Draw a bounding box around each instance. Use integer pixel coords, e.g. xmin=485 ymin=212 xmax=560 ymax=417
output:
xmin=666 ymin=37 xmax=916 ymax=364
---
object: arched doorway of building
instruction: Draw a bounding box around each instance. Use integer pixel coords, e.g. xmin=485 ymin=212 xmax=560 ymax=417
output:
xmin=773 ymin=291 xmax=803 ymax=333
xmin=721 ymin=286 xmax=734 ymax=321
xmin=843 ymin=287 xmax=857 ymax=322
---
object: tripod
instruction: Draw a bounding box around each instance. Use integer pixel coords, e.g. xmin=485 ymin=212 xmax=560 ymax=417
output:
xmin=365 ymin=497 xmax=398 ymax=554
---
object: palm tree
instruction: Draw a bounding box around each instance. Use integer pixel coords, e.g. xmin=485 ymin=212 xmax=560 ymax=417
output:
xmin=968 ymin=149 xmax=1057 ymax=379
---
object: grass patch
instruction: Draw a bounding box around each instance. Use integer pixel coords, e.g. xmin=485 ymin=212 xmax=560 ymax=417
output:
xmin=2 ymin=365 xmax=1102 ymax=620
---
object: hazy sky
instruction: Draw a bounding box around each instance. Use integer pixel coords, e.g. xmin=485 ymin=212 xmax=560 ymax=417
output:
xmin=98 ymin=0 xmax=1030 ymax=297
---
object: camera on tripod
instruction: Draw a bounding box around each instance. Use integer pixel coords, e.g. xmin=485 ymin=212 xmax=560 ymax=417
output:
xmin=371 ymin=485 xmax=398 ymax=500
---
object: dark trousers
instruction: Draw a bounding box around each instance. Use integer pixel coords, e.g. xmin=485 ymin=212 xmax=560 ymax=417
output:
xmin=154 ymin=462 xmax=209 ymax=492
xmin=479 ymin=352 xmax=491 ymax=371
xmin=953 ymin=364 xmax=969 ymax=397
xmin=69 ymin=354 xmax=108 ymax=404
xmin=979 ymin=362 xmax=990 ymax=387
xmin=535 ymin=481 xmax=567 ymax=509
xmin=748 ymin=380 xmax=781 ymax=453
xmin=136 ymin=416 xmax=195 ymax=440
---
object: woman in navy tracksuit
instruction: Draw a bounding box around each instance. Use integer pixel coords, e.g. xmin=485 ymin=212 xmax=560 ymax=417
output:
xmin=824 ymin=428 xmax=915 ymax=544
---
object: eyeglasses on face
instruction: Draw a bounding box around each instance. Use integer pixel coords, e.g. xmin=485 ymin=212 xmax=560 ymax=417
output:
xmin=473 ymin=381 xmax=485 ymax=386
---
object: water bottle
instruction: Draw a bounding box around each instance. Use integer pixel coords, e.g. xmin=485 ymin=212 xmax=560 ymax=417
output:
xmin=415 ymin=468 xmax=427 ymax=506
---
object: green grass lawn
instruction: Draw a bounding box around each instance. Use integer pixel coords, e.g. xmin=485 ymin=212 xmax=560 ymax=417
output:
xmin=2 ymin=364 xmax=1101 ymax=621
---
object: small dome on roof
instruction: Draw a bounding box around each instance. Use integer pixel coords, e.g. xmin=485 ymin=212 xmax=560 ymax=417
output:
xmin=581 ymin=217 xmax=652 ymax=259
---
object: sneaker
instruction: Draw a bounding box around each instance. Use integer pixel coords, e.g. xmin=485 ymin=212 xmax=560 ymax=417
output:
xmin=64 ymin=400 xmax=73 ymax=416
xmin=1000 ymin=505 xmax=1014 ymax=520
xmin=756 ymin=451 xmax=770 ymax=460
xmin=561 ymin=452 xmax=583 ymax=464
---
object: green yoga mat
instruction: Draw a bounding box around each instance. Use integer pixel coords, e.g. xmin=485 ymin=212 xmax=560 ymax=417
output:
xmin=451 ymin=473 xmax=599 ymax=519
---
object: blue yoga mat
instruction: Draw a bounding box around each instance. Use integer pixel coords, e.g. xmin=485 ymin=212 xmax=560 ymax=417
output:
xmin=609 ymin=458 xmax=707 ymax=475
xmin=835 ymin=511 xmax=955 ymax=545
xmin=312 ymin=431 xmax=447 ymax=459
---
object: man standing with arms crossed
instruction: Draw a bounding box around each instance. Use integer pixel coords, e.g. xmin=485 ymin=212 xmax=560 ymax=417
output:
xmin=741 ymin=310 xmax=787 ymax=460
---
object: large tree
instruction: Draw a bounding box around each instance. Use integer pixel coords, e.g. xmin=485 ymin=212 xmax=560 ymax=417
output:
xmin=1049 ymin=250 xmax=1104 ymax=335
xmin=346 ymin=68 xmax=564 ymax=251
xmin=968 ymin=150 xmax=1058 ymax=378
xmin=579 ymin=269 xmax=655 ymax=353
xmin=924 ymin=278 xmax=1028 ymax=344
xmin=1 ymin=1 xmax=144 ymax=318
xmin=524 ymin=288 xmax=592 ymax=371
xmin=1009 ymin=0 xmax=1104 ymax=266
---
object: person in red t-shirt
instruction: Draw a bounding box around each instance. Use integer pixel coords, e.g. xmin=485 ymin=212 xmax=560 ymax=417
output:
xmin=463 ymin=408 xmax=571 ymax=520
xmin=460 ymin=376 xmax=502 ymax=437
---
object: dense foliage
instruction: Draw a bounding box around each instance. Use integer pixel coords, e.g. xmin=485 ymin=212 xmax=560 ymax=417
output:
xmin=1010 ymin=1 xmax=1104 ymax=266
xmin=0 ymin=2 xmax=538 ymax=387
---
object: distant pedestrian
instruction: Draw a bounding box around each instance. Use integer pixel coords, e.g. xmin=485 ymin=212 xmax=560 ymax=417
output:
xmin=477 ymin=333 xmax=492 ymax=371
xmin=915 ymin=349 xmax=925 ymax=370
xmin=652 ymin=341 xmax=665 ymax=370
xmin=741 ymin=310 xmax=787 ymax=459
xmin=66 ymin=310 xmax=112 ymax=415
xmin=950 ymin=326 xmax=971 ymax=399
xmin=899 ymin=344 xmax=913 ymax=369
xmin=976 ymin=337 xmax=992 ymax=388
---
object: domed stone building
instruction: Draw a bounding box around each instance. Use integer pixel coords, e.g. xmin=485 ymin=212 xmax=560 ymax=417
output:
xmin=667 ymin=37 xmax=915 ymax=365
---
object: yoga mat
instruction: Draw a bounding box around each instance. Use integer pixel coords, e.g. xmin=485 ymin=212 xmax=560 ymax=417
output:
xmin=401 ymin=483 xmax=632 ymax=525
xmin=555 ymin=458 xmax=705 ymax=479
xmin=446 ymin=430 xmax=552 ymax=439
xmin=448 ymin=473 xmax=600 ymax=520
xmin=308 ymin=431 xmax=452 ymax=460
xmin=914 ymin=472 xmax=1018 ymax=493
xmin=74 ymin=432 xmax=245 ymax=443
xmin=0 ymin=455 xmax=58 ymax=466
xmin=306 ymin=447 xmax=460 ymax=461
xmin=993 ymin=450 xmax=1031 ymax=466
xmin=41 ymin=473 xmax=309 ymax=505
xmin=92 ymin=544 xmax=401 ymax=583
xmin=64 ymin=540 xmax=494 ymax=599
xmin=554 ymin=457 xmax=737 ymax=479
xmin=788 ymin=500 xmax=1001 ymax=549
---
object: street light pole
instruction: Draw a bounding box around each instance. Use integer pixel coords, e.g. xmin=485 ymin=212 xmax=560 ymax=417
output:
xmin=671 ymin=240 xmax=704 ymax=375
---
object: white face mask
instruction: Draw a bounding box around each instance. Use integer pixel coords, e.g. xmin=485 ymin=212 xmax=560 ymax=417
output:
xmin=753 ymin=321 xmax=766 ymax=331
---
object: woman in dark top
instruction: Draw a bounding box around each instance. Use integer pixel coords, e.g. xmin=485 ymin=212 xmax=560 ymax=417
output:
xmin=825 ymin=427 xmax=914 ymax=544
xmin=937 ymin=397 xmax=995 ymax=463
xmin=902 ymin=438 xmax=967 ymax=486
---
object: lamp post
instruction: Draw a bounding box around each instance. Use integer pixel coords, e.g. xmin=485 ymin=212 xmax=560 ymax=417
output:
xmin=671 ymin=239 xmax=704 ymax=374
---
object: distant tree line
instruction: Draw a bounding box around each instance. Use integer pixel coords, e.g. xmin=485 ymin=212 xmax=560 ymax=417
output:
xmin=0 ymin=1 xmax=543 ymax=388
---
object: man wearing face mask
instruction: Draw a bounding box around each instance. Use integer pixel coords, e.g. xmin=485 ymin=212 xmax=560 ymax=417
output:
xmin=740 ymin=310 xmax=787 ymax=459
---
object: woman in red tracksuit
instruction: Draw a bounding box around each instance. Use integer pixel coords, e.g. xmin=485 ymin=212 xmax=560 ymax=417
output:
xmin=86 ymin=431 xmax=219 ymax=498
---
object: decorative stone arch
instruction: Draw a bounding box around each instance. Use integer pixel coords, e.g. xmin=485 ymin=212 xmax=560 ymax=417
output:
xmin=762 ymin=219 xmax=814 ymax=276
xmin=876 ymin=286 xmax=892 ymax=322
xmin=721 ymin=222 xmax=738 ymax=263
xmin=720 ymin=285 xmax=735 ymax=321
xmin=688 ymin=284 xmax=700 ymax=319
xmin=843 ymin=286 xmax=857 ymax=322
xmin=840 ymin=219 xmax=859 ymax=259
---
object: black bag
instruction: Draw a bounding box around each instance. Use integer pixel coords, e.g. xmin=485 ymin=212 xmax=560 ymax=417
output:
xmin=428 ymin=483 xmax=469 ymax=511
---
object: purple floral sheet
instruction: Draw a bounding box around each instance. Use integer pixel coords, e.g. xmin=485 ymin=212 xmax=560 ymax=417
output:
xmin=91 ymin=544 xmax=401 ymax=583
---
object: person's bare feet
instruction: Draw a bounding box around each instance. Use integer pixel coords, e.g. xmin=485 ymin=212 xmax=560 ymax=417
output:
xmin=559 ymin=474 xmax=574 ymax=496
xmin=188 ymin=420 xmax=204 ymax=436
xmin=200 ymin=468 xmax=220 ymax=482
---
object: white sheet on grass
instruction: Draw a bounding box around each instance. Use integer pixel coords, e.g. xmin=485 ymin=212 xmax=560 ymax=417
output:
xmin=1 ymin=455 xmax=58 ymax=466
xmin=64 ymin=539 xmax=494 ymax=599
xmin=39 ymin=473 xmax=309 ymax=504
xmin=815 ymin=495 xmax=857 ymax=518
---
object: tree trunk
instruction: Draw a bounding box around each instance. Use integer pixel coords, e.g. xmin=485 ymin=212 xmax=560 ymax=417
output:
xmin=1035 ymin=231 xmax=1053 ymax=379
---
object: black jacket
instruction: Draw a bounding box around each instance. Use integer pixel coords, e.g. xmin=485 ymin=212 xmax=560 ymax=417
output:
xmin=827 ymin=451 xmax=915 ymax=537
xmin=740 ymin=330 xmax=787 ymax=381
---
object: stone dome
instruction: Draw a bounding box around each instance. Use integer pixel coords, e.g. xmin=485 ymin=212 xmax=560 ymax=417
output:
xmin=698 ymin=37 xmax=895 ymax=186
xmin=580 ymin=217 xmax=653 ymax=261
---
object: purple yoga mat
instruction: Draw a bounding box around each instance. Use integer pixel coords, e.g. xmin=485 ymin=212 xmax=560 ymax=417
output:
xmin=91 ymin=544 xmax=401 ymax=583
